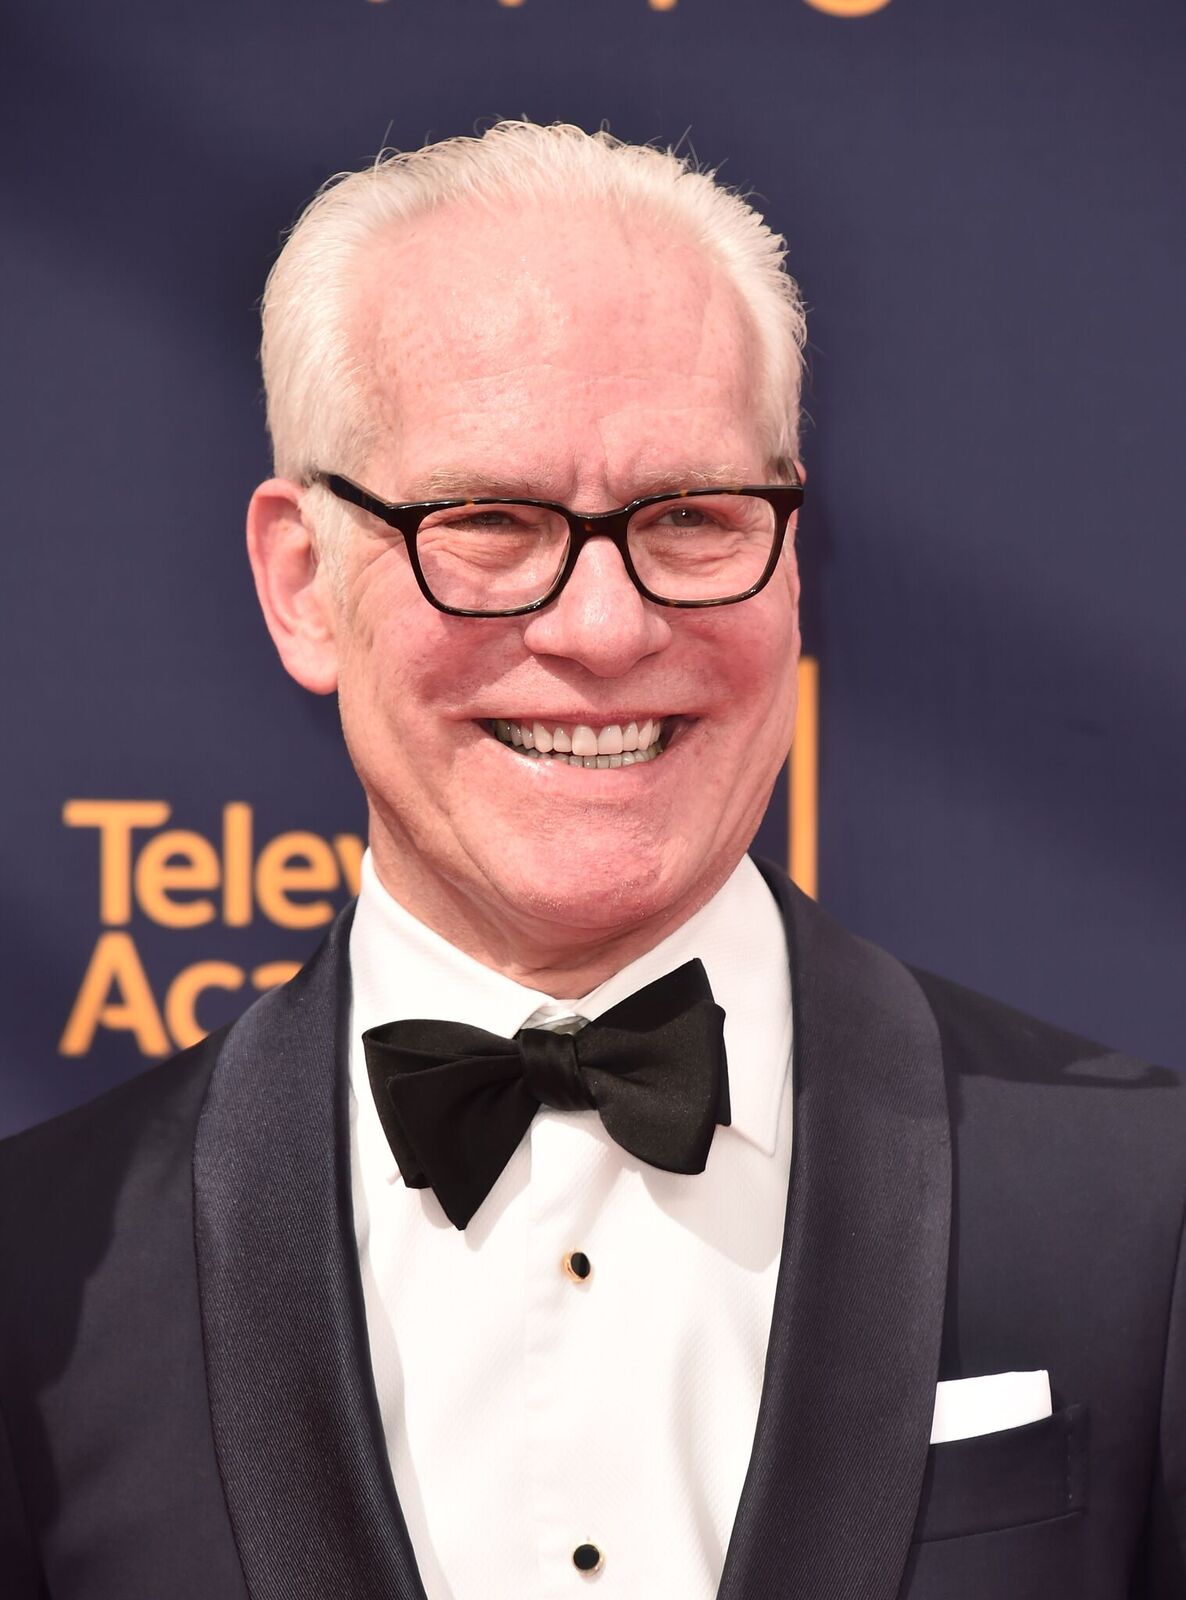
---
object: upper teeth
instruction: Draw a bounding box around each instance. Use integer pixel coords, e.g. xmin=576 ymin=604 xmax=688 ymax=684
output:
xmin=492 ymin=719 xmax=663 ymax=759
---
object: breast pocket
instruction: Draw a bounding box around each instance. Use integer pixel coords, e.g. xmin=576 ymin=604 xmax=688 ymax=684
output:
xmin=912 ymin=1403 xmax=1087 ymax=1543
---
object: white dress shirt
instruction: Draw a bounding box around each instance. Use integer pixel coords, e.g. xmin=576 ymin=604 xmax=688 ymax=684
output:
xmin=348 ymin=851 xmax=793 ymax=1599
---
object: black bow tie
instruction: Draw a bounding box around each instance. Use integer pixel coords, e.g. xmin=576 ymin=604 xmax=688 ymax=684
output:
xmin=362 ymin=959 xmax=731 ymax=1230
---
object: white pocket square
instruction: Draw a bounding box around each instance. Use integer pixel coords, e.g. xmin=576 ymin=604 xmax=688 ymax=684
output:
xmin=930 ymin=1370 xmax=1052 ymax=1444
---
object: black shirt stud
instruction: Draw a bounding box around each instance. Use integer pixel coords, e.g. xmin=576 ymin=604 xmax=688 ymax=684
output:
xmin=572 ymin=1542 xmax=603 ymax=1574
xmin=563 ymin=1250 xmax=592 ymax=1284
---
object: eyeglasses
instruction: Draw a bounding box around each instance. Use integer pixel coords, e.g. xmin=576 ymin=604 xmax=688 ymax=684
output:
xmin=311 ymin=471 xmax=804 ymax=618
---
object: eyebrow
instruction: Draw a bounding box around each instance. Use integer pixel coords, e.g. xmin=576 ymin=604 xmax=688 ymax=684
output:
xmin=400 ymin=465 xmax=756 ymax=502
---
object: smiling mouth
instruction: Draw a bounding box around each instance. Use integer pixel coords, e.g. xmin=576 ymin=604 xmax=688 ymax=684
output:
xmin=484 ymin=717 xmax=676 ymax=768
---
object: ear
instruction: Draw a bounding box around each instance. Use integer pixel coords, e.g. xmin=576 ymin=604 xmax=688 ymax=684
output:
xmin=246 ymin=478 xmax=340 ymax=695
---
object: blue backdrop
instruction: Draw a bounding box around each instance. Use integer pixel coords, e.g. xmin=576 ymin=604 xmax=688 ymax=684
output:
xmin=3 ymin=0 xmax=1183 ymax=1135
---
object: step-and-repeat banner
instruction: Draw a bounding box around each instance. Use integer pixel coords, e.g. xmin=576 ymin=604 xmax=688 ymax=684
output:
xmin=3 ymin=0 xmax=1183 ymax=1135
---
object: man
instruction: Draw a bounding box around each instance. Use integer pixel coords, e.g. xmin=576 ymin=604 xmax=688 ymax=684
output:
xmin=0 ymin=122 xmax=1183 ymax=1600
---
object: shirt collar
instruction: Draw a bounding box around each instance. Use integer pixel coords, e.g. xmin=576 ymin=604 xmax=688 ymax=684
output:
xmin=349 ymin=851 xmax=792 ymax=1182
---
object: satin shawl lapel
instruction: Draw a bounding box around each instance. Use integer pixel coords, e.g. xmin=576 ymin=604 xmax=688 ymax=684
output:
xmin=193 ymin=908 xmax=427 ymax=1600
xmin=718 ymin=866 xmax=952 ymax=1600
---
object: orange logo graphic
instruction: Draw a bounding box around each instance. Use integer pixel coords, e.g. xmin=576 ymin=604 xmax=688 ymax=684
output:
xmin=802 ymin=0 xmax=891 ymax=12
xmin=59 ymin=801 xmax=363 ymax=1058
xmin=470 ymin=0 xmax=889 ymax=10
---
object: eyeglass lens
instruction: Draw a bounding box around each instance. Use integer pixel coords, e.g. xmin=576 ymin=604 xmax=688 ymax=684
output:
xmin=414 ymin=495 xmax=778 ymax=612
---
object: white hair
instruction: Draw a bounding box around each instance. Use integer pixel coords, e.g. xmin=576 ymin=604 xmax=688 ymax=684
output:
xmin=259 ymin=121 xmax=807 ymax=569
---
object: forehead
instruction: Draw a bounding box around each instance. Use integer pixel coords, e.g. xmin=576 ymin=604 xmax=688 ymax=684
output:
xmin=348 ymin=197 xmax=766 ymax=492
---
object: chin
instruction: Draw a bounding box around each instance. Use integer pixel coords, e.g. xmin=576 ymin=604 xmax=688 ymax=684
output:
xmin=485 ymin=837 xmax=716 ymax=939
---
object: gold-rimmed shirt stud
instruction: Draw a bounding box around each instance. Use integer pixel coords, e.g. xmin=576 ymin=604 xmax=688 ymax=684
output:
xmin=572 ymin=1542 xmax=603 ymax=1575
xmin=563 ymin=1250 xmax=592 ymax=1284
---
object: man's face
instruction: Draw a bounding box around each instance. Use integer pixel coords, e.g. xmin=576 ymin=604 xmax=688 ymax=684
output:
xmin=324 ymin=199 xmax=800 ymax=961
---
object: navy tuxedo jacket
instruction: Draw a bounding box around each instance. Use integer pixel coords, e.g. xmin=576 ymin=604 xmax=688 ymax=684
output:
xmin=1 ymin=865 xmax=1184 ymax=1599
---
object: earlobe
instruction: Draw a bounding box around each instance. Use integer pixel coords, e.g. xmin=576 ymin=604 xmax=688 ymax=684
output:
xmin=246 ymin=478 xmax=340 ymax=695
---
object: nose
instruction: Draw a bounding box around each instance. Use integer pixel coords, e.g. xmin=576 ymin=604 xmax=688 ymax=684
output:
xmin=520 ymin=535 xmax=672 ymax=678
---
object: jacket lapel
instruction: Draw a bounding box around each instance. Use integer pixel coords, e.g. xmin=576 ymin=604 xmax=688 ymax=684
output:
xmin=193 ymin=907 xmax=427 ymax=1600
xmin=718 ymin=866 xmax=952 ymax=1600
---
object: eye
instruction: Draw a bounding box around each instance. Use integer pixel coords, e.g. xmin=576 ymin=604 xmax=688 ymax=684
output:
xmin=655 ymin=504 xmax=715 ymax=529
xmin=422 ymin=502 xmax=556 ymax=534
xmin=635 ymin=496 xmax=746 ymax=535
xmin=431 ymin=507 xmax=540 ymax=533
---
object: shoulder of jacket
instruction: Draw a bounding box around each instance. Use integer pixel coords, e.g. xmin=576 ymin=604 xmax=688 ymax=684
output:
xmin=908 ymin=962 xmax=1186 ymax=1121
xmin=0 ymin=1027 xmax=227 ymax=1191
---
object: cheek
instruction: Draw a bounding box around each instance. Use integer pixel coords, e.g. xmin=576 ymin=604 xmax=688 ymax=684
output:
xmin=333 ymin=586 xmax=437 ymax=765
xmin=336 ymin=589 xmax=520 ymax=764
xmin=713 ymin=598 xmax=798 ymax=726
